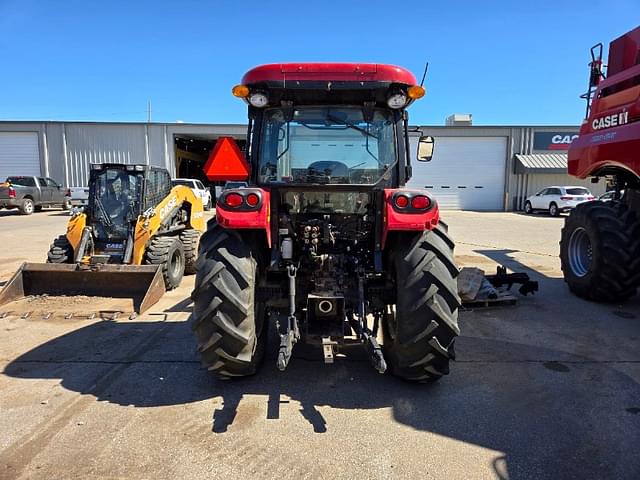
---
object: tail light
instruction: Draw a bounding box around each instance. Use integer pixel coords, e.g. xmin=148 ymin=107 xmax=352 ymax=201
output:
xmin=560 ymin=196 xmax=571 ymax=200
xmin=391 ymin=191 xmax=434 ymax=213
xmin=394 ymin=195 xmax=409 ymax=208
xmin=411 ymin=195 xmax=431 ymax=210
xmin=220 ymin=189 xmax=263 ymax=210
xmin=8 ymin=187 xmax=16 ymax=198
xmin=587 ymin=195 xmax=595 ymax=200
xmin=224 ymin=192 xmax=244 ymax=207
xmin=246 ymin=193 xmax=260 ymax=207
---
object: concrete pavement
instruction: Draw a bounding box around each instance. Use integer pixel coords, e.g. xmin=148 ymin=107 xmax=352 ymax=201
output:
xmin=0 ymin=209 xmax=639 ymax=479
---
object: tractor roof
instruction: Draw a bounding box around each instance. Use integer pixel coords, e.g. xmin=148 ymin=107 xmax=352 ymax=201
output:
xmin=242 ymin=63 xmax=418 ymax=86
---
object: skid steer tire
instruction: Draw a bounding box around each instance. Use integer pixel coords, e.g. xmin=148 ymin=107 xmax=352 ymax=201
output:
xmin=190 ymin=223 xmax=266 ymax=378
xmin=47 ymin=235 xmax=73 ymax=263
xmin=560 ymin=200 xmax=640 ymax=302
xmin=180 ymin=229 xmax=200 ymax=275
xmin=383 ymin=223 xmax=461 ymax=382
xmin=144 ymin=236 xmax=185 ymax=290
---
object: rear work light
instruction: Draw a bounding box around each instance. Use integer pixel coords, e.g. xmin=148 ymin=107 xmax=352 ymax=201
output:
xmin=387 ymin=93 xmax=407 ymax=109
xmin=411 ymin=195 xmax=431 ymax=210
xmin=224 ymin=192 xmax=244 ymax=207
xmin=248 ymin=92 xmax=269 ymax=108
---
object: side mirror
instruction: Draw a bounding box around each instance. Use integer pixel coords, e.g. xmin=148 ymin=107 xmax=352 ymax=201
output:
xmin=417 ymin=136 xmax=435 ymax=162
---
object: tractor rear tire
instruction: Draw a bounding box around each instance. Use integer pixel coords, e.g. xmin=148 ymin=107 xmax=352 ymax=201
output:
xmin=560 ymin=200 xmax=640 ymax=302
xmin=383 ymin=223 xmax=461 ymax=382
xmin=144 ymin=236 xmax=185 ymax=290
xmin=47 ymin=235 xmax=73 ymax=263
xmin=179 ymin=229 xmax=200 ymax=275
xmin=190 ymin=222 xmax=266 ymax=378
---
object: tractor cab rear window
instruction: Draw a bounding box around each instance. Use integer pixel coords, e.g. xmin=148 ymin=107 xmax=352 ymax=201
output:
xmin=258 ymin=107 xmax=396 ymax=185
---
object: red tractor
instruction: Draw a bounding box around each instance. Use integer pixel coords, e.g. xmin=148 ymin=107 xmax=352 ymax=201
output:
xmin=191 ymin=63 xmax=460 ymax=381
xmin=561 ymin=27 xmax=640 ymax=301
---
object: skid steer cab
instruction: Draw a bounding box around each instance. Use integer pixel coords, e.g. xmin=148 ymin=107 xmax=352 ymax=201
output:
xmin=191 ymin=63 xmax=460 ymax=382
xmin=0 ymin=164 xmax=205 ymax=316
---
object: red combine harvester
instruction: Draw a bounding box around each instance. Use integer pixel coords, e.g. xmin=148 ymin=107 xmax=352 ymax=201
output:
xmin=190 ymin=63 xmax=460 ymax=381
xmin=561 ymin=27 xmax=640 ymax=302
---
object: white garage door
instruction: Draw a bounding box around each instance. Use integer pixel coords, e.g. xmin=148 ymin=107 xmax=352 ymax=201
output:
xmin=0 ymin=132 xmax=40 ymax=182
xmin=408 ymin=136 xmax=507 ymax=210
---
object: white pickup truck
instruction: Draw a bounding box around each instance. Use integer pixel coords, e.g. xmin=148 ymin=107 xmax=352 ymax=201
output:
xmin=67 ymin=186 xmax=90 ymax=207
xmin=171 ymin=178 xmax=212 ymax=210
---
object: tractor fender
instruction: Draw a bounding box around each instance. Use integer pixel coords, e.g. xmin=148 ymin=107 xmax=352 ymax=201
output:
xmin=381 ymin=188 xmax=440 ymax=249
xmin=216 ymin=188 xmax=271 ymax=248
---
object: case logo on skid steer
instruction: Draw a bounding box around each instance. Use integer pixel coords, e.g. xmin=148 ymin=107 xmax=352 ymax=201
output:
xmin=592 ymin=111 xmax=629 ymax=130
xmin=159 ymin=196 xmax=178 ymax=219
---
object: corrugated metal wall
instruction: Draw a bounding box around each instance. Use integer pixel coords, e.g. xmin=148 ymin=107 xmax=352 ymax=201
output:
xmin=63 ymin=124 xmax=147 ymax=186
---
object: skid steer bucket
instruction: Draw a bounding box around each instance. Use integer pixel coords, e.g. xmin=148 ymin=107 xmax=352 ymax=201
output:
xmin=0 ymin=263 xmax=166 ymax=317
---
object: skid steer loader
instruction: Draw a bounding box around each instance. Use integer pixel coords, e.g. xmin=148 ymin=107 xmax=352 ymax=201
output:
xmin=0 ymin=163 xmax=205 ymax=317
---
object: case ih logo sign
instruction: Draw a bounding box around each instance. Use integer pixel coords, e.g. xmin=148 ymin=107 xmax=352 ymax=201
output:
xmin=533 ymin=132 xmax=579 ymax=151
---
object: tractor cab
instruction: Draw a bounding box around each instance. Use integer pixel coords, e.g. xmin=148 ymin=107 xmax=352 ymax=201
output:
xmin=232 ymin=63 xmax=431 ymax=189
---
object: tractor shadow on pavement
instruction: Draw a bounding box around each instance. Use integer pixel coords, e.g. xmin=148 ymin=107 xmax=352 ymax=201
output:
xmin=4 ymin=309 xmax=640 ymax=479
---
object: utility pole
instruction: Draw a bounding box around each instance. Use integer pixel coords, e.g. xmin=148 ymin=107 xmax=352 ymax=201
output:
xmin=147 ymin=100 xmax=151 ymax=123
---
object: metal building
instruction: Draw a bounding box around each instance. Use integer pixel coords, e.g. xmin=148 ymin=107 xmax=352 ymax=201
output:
xmin=0 ymin=120 xmax=604 ymax=211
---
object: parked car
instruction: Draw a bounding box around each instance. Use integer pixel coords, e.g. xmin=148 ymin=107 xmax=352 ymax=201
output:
xmin=0 ymin=176 xmax=71 ymax=215
xmin=599 ymin=190 xmax=624 ymax=202
xmin=171 ymin=178 xmax=212 ymax=210
xmin=67 ymin=186 xmax=90 ymax=207
xmin=524 ymin=186 xmax=595 ymax=216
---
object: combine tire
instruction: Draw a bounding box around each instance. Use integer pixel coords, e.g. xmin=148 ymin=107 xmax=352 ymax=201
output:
xmin=383 ymin=223 xmax=461 ymax=382
xmin=180 ymin=229 xmax=200 ymax=275
xmin=144 ymin=236 xmax=185 ymax=290
xmin=190 ymin=223 xmax=266 ymax=378
xmin=20 ymin=198 xmax=34 ymax=215
xmin=47 ymin=235 xmax=73 ymax=263
xmin=560 ymin=200 xmax=640 ymax=302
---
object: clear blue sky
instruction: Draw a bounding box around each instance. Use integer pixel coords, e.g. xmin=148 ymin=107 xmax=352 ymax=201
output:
xmin=1 ymin=0 xmax=638 ymax=126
